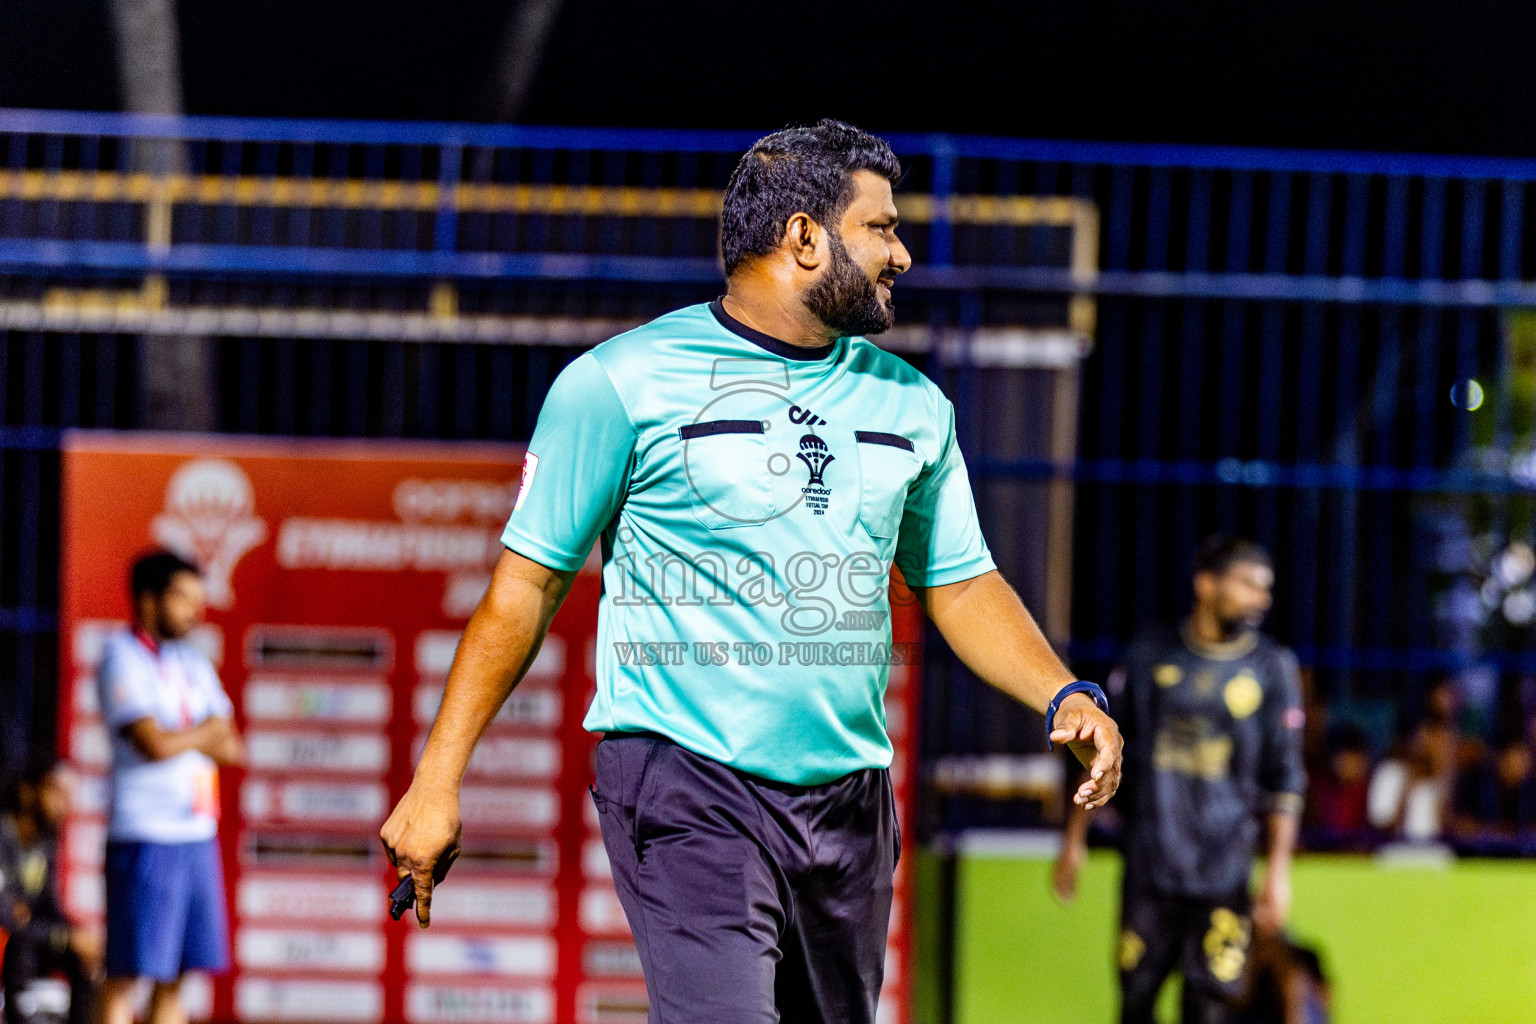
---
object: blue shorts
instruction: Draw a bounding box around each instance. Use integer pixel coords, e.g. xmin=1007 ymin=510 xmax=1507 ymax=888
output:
xmin=104 ymin=839 xmax=230 ymax=981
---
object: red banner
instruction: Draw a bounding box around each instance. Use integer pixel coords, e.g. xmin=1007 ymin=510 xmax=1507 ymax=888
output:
xmin=58 ymin=431 xmax=917 ymax=1024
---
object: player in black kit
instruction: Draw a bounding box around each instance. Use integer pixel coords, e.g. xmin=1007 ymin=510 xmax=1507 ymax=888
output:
xmin=1053 ymin=537 xmax=1306 ymax=1024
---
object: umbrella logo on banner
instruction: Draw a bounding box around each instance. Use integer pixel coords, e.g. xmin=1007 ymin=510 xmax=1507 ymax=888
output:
xmin=152 ymin=458 xmax=268 ymax=609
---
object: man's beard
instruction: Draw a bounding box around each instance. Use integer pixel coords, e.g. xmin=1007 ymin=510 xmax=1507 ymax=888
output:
xmin=156 ymin=609 xmax=192 ymax=640
xmin=1215 ymin=611 xmax=1262 ymax=640
xmin=804 ymin=231 xmax=894 ymax=337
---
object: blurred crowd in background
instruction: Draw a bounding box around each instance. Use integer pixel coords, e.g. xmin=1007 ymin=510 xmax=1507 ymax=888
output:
xmin=1304 ymin=674 xmax=1536 ymax=855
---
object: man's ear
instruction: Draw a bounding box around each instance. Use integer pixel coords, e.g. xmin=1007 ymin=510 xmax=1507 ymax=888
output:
xmin=784 ymin=212 xmax=823 ymax=270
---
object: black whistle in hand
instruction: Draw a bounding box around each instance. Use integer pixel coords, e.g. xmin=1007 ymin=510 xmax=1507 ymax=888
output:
xmin=389 ymin=876 xmax=415 ymax=921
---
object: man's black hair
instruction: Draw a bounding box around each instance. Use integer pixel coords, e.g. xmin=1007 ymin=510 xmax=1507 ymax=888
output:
xmin=720 ymin=119 xmax=902 ymax=276
xmin=130 ymin=549 xmax=201 ymax=599
xmin=1192 ymin=534 xmax=1272 ymax=577
xmin=0 ymin=751 xmax=63 ymax=814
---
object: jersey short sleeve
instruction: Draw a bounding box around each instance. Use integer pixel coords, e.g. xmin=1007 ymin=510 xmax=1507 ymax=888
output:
xmin=501 ymin=353 xmax=637 ymax=572
xmin=893 ymin=395 xmax=994 ymax=587
xmin=1260 ymin=647 xmax=1308 ymax=809
xmin=98 ymin=640 xmax=157 ymax=731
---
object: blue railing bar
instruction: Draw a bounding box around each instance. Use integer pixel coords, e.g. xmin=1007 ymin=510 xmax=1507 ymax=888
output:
xmin=1500 ymin=182 xmax=1525 ymax=280
xmin=433 ymin=144 xmax=463 ymax=255
xmin=11 ymin=240 xmax=1536 ymax=308
xmin=18 ymin=109 xmax=1536 ymax=181
xmin=0 ymin=425 xmax=62 ymax=450
xmin=1341 ymin=174 xmax=1370 ymax=277
xmin=972 ymin=456 xmax=1536 ymax=495
xmin=928 ymin=137 xmax=956 ymax=266
xmin=0 ymin=607 xmax=57 ymax=632
xmin=0 ymin=240 xmax=725 ymax=282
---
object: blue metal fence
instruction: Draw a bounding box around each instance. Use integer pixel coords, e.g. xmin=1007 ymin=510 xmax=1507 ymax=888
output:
xmin=4 ymin=109 xmax=1536 ymax=777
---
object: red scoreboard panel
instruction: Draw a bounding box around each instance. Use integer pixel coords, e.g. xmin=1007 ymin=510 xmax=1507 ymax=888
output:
xmin=58 ymin=432 xmax=919 ymax=1024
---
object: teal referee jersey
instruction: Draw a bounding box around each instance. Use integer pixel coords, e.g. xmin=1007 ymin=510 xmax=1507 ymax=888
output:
xmin=502 ymin=300 xmax=994 ymax=784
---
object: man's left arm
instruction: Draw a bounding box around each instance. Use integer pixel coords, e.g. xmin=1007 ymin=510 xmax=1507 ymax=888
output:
xmin=914 ymin=570 xmax=1122 ymax=809
xmin=1255 ymin=806 xmax=1300 ymax=937
xmin=1254 ymin=649 xmax=1307 ymax=935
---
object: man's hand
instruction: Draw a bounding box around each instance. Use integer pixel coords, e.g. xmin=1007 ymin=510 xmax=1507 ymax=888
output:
xmin=915 ymin=573 xmax=1124 ymax=807
xmin=201 ymin=717 xmax=245 ymax=766
xmin=379 ymin=782 xmax=462 ymax=928
xmin=68 ymin=927 xmax=103 ymax=976
xmin=1252 ymin=867 xmax=1291 ymax=936
xmin=1049 ymin=692 xmax=1123 ymax=810
xmin=1051 ymin=840 xmax=1085 ymax=903
xmin=1254 ymin=808 xmax=1299 ymax=936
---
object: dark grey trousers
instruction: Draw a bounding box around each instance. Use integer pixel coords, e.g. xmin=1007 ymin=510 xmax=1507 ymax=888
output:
xmin=592 ymin=733 xmax=899 ymax=1024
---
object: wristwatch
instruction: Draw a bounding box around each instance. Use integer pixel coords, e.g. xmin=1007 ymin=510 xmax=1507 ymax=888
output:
xmin=1045 ymin=680 xmax=1109 ymax=750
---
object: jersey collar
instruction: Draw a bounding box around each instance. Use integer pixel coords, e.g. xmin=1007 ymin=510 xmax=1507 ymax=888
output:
xmin=1179 ymin=622 xmax=1260 ymax=661
xmin=133 ymin=625 xmax=161 ymax=657
xmin=709 ymin=298 xmax=839 ymax=362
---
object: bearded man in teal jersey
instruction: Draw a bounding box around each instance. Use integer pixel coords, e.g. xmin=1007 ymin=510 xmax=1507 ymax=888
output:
xmin=383 ymin=120 xmax=1122 ymax=1024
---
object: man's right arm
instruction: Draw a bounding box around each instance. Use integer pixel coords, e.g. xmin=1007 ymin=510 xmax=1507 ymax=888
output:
xmin=381 ymin=350 xmax=632 ymax=926
xmin=379 ymin=549 xmax=575 ymax=926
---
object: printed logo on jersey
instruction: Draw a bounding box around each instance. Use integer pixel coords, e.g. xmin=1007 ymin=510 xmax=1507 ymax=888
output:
xmin=1153 ymin=718 xmax=1234 ymax=779
xmin=151 ymin=459 xmax=267 ymax=609
xmin=681 ymin=369 xmax=844 ymax=524
xmin=788 ymin=404 xmax=827 ymax=428
xmin=797 ymin=434 xmax=836 ymax=515
xmin=1203 ymin=908 xmax=1251 ymax=984
xmin=1153 ymin=663 xmax=1183 ymax=687
xmin=1223 ymin=671 xmax=1263 ymax=719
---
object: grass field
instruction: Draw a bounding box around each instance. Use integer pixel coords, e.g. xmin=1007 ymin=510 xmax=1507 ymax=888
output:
xmin=913 ymin=844 xmax=1536 ymax=1024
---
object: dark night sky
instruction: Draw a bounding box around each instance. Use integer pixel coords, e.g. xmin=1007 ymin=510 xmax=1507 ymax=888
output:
xmin=3 ymin=0 xmax=1536 ymax=156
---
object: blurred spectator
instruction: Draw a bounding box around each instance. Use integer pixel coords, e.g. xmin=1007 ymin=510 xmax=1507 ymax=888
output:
xmin=1306 ymin=725 xmax=1372 ymax=842
xmin=1454 ymin=737 xmax=1536 ymax=845
xmin=1367 ymin=679 xmax=1460 ymax=842
xmin=0 ymin=756 xmax=100 ymax=1024
xmin=98 ymin=552 xmax=242 ymax=1024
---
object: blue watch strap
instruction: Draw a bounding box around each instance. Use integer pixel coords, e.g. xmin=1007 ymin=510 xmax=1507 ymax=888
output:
xmin=1046 ymin=680 xmax=1109 ymax=750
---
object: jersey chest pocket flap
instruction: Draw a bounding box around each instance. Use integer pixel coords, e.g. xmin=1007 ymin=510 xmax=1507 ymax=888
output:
xmin=855 ymin=431 xmax=920 ymax=539
xmin=680 ymin=419 xmax=774 ymax=529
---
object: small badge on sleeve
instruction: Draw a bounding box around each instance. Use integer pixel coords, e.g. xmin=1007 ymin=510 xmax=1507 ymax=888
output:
xmin=514 ymin=454 xmax=540 ymax=511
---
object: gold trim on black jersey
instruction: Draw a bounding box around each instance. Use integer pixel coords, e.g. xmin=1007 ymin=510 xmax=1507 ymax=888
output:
xmin=1179 ymin=622 xmax=1260 ymax=661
